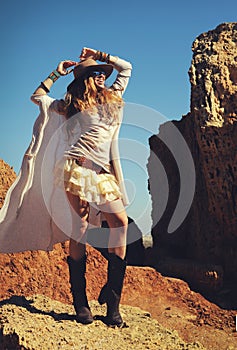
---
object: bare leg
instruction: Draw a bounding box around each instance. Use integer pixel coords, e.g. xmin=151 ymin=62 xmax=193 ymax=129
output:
xmin=99 ymin=199 xmax=128 ymax=259
xmin=66 ymin=191 xmax=89 ymax=261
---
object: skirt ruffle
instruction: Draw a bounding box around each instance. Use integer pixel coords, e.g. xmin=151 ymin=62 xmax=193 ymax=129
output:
xmin=54 ymin=158 xmax=122 ymax=205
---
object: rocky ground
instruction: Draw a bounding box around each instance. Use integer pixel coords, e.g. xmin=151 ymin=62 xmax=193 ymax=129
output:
xmin=0 ymin=294 xmax=206 ymax=350
xmin=0 ymin=243 xmax=237 ymax=350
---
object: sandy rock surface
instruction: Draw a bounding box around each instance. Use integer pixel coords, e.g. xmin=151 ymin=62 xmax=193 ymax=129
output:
xmin=0 ymin=295 xmax=206 ymax=350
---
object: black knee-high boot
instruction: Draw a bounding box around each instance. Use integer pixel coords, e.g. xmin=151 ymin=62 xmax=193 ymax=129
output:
xmin=98 ymin=253 xmax=127 ymax=327
xmin=67 ymin=255 xmax=93 ymax=324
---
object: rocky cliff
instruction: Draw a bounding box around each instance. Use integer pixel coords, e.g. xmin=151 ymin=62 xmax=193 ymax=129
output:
xmin=148 ymin=23 xmax=237 ymax=288
xmin=0 ymin=160 xmax=16 ymax=210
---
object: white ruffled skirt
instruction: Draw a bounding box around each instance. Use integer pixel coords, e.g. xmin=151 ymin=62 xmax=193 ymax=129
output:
xmin=54 ymin=158 xmax=122 ymax=205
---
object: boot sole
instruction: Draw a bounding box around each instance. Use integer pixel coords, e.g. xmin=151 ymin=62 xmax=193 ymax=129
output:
xmin=76 ymin=306 xmax=94 ymax=324
xmin=76 ymin=316 xmax=94 ymax=324
xmin=106 ymin=319 xmax=127 ymax=328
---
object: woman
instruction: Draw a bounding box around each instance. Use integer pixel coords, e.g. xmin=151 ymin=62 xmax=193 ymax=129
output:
xmin=31 ymin=47 xmax=132 ymax=326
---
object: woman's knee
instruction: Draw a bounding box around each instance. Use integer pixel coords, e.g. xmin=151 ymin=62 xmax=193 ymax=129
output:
xmin=118 ymin=215 xmax=128 ymax=228
xmin=104 ymin=206 xmax=128 ymax=226
xmin=111 ymin=214 xmax=128 ymax=230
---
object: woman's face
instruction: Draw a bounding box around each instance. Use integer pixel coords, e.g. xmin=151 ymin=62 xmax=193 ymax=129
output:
xmin=92 ymin=71 xmax=106 ymax=89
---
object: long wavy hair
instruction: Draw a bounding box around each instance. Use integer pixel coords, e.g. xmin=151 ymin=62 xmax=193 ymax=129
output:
xmin=61 ymin=76 xmax=124 ymax=122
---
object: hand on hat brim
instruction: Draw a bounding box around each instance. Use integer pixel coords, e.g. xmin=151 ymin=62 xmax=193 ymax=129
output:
xmin=80 ymin=47 xmax=97 ymax=60
xmin=57 ymin=60 xmax=78 ymax=76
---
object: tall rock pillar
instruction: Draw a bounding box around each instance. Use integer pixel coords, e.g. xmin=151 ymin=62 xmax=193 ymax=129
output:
xmin=148 ymin=23 xmax=237 ymax=286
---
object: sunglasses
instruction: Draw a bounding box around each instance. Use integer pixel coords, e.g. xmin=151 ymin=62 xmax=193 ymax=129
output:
xmin=90 ymin=71 xmax=107 ymax=77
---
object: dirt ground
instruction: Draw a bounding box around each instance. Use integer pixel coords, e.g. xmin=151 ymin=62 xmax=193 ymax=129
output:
xmin=122 ymin=273 xmax=237 ymax=350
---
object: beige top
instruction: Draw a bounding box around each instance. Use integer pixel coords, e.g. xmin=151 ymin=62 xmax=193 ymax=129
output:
xmin=63 ymin=57 xmax=132 ymax=172
xmin=65 ymin=111 xmax=119 ymax=172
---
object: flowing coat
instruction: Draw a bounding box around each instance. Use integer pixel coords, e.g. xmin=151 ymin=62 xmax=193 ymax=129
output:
xmin=0 ymin=57 xmax=132 ymax=253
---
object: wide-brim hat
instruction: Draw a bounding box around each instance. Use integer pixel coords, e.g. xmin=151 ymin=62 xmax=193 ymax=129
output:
xmin=67 ymin=58 xmax=113 ymax=91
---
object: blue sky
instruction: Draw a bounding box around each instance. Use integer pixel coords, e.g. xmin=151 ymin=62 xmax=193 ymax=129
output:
xmin=0 ymin=0 xmax=236 ymax=234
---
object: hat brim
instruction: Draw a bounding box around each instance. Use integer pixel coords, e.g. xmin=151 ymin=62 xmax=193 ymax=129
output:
xmin=67 ymin=63 xmax=113 ymax=91
xmin=81 ymin=63 xmax=113 ymax=79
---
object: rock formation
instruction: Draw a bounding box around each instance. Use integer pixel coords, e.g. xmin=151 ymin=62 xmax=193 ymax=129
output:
xmin=0 ymin=160 xmax=16 ymax=209
xmin=148 ymin=23 xmax=237 ymax=290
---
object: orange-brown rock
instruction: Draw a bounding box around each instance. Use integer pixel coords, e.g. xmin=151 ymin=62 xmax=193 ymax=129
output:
xmin=0 ymin=159 xmax=16 ymax=209
xmin=148 ymin=23 xmax=237 ymax=287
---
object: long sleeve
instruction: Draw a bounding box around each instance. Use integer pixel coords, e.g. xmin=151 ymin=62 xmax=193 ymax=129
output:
xmin=110 ymin=57 xmax=132 ymax=96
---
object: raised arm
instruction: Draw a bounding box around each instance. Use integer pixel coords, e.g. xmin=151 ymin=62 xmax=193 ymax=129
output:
xmin=80 ymin=47 xmax=119 ymax=65
xmin=31 ymin=48 xmax=132 ymax=105
xmin=31 ymin=60 xmax=77 ymax=101
xmin=80 ymin=47 xmax=132 ymax=95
